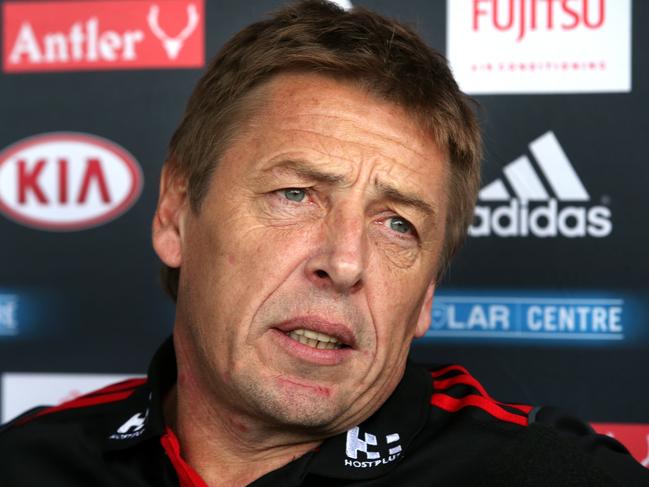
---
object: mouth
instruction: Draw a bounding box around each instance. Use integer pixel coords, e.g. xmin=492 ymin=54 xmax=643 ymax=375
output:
xmin=270 ymin=316 xmax=356 ymax=365
xmin=273 ymin=316 xmax=355 ymax=349
xmin=284 ymin=328 xmax=346 ymax=350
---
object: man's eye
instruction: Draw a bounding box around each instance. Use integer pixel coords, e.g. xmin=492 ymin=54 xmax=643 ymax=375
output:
xmin=387 ymin=216 xmax=414 ymax=235
xmin=281 ymin=188 xmax=307 ymax=202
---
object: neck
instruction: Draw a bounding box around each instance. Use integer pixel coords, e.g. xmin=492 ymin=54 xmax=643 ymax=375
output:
xmin=163 ymin=348 xmax=321 ymax=487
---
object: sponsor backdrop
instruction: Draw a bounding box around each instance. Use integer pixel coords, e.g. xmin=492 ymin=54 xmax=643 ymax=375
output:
xmin=1 ymin=0 xmax=647 ymax=466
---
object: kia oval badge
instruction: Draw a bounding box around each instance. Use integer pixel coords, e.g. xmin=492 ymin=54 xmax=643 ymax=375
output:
xmin=0 ymin=132 xmax=143 ymax=230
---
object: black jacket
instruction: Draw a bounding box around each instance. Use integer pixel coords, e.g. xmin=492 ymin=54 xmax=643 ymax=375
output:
xmin=1 ymin=337 xmax=648 ymax=486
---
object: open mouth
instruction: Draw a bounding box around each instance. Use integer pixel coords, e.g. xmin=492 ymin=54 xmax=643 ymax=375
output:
xmin=273 ymin=316 xmax=356 ymax=357
xmin=284 ymin=328 xmax=347 ymax=350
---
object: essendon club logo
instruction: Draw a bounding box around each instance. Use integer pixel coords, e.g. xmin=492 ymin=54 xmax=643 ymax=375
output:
xmin=2 ymin=0 xmax=204 ymax=73
xmin=0 ymin=133 xmax=143 ymax=230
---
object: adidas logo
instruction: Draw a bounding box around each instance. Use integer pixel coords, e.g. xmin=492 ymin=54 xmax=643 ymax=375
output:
xmin=469 ymin=131 xmax=612 ymax=238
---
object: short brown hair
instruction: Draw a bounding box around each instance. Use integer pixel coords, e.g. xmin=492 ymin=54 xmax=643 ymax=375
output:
xmin=161 ymin=0 xmax=482 ymax=300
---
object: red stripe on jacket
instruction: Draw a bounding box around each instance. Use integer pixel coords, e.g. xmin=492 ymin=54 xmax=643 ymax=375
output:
xmin=430 ymin=366 xmax=532 ymax=426
xmin=14 ymin=378 xmax=146 ymax=426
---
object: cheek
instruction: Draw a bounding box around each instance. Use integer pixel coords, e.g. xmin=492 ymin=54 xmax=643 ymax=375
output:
xmin=368 ymin=225 xmax=420 ymax=270
xmin=206 ymin=219 xmax=316 ymax=310
xmin=367 ymin=264 xmax=428 ymax=349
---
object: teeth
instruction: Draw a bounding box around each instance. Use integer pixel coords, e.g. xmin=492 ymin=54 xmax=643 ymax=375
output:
xmin=292 ymin=328 xmax=340 ymax=344
xmin=303 ymin=329 xmax=319 ymax=340
xmin=287 ymin=329 xmax=343 ymax=350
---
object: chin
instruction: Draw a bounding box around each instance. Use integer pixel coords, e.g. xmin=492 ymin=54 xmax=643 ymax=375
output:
xmin=265 ymin=400 xmax=343 ymax=431
xmin=242 ymin=378 xmax=347 ymax=430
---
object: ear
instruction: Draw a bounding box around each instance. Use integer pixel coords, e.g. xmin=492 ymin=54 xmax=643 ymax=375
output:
xmin=152 ymin=165 xmax=188 ymax=268
xmin=414 ymin=281 xmax=435 ymax=338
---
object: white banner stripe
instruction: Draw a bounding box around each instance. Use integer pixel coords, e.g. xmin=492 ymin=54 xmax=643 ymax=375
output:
xmin=478 ymin=179 xmax=509 ymax=200
xmin=503 ymin=155 xmax=549 ymax=201
xmin=530 ymin=132 xmax=589 ymax=201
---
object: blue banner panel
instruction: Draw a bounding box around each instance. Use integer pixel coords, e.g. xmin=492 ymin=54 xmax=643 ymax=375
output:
xmin=0 ymin=295 xmax=18 ymax=337
xmin=427 ymin=290 xmax=648 ymax=345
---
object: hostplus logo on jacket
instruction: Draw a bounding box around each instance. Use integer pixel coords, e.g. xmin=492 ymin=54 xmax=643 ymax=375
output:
xmin=470 ymin=131 xmax=612 ymax=238
xmin=344 ymin=426 xmax=402 ymax=468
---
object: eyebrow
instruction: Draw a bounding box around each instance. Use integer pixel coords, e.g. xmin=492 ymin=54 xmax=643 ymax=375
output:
xmin=375 ymin=180 xmax=437 ymax=221
xmin=265 ymin=159 xmax=346 ymax=185
xmin=265 ymin=159 xmax=438 ymax=221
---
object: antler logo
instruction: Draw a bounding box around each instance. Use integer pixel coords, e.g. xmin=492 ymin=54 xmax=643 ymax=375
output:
xmin=147 ymin=4 xmax=199 ymax=59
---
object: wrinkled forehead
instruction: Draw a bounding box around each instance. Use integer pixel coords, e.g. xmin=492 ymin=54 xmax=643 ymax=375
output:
xmin=238 ymin=72 xmax=448 ymax=172
xmin=210 ymin=72 xmax=450 ymax=239
xmin=254 ymin=72 xmax=440 ymax=152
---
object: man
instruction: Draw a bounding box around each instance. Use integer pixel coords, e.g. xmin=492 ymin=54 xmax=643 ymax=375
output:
xmin=1 ymin=1 xmax=647 ymax=486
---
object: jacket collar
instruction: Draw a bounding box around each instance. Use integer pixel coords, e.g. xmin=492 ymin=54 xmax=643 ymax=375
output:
xmin=101 ymin=336 xmax=175 ymax=451
xmin=100 ymin=336 xmax=433 ymax=481
xmin=307 ymin=361 xmax=432 ymax=480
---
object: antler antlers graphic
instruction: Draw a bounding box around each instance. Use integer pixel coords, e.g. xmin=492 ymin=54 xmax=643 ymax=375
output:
xmin=147 ymin=4 xmax=200 ymax=60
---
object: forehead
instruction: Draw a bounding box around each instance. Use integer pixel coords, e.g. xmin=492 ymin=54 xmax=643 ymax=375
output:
xmin=250 ymin=73 xmax=441 ymax=158
xmin=234 ymin=73 xmax=448 ymax=188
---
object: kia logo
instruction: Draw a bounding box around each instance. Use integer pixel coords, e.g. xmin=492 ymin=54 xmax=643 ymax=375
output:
xmin=0 ymin=132 xmax=143 ymax=230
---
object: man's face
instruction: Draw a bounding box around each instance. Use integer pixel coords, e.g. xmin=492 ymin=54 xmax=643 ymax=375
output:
xmin=157 ymin=73 xmax=449 ymax=434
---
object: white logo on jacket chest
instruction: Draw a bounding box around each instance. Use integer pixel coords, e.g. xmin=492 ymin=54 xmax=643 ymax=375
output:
xmin=109 ymin=410 xmax=148 ymax=440
xmin=344 ymin=426 xmax=402 ymax=468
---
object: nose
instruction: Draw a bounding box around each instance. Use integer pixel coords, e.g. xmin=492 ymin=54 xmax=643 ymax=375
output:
xmin=304 ymin=204 xmax=366 ymax=294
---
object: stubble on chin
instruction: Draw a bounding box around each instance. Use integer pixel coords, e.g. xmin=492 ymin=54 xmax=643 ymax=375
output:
xmin=229 ymin=369 xmax=350 ymax=433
